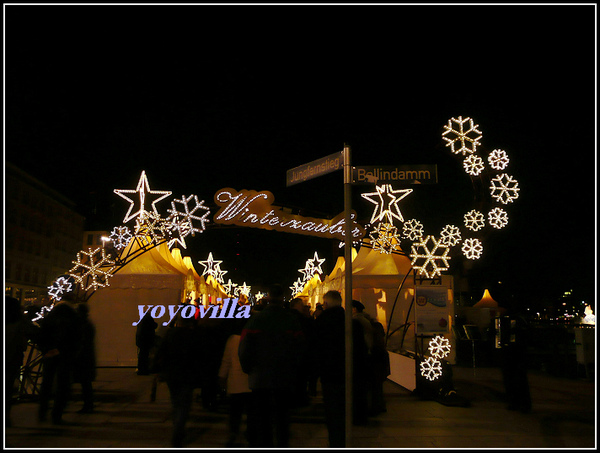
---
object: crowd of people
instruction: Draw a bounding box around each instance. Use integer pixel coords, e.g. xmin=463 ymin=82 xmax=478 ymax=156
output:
xmin=5 ymin=287 xmax=391 ymax=448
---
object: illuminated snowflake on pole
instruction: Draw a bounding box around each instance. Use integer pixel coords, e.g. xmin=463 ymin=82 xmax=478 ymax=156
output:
xmin=109 ymin=226 xmax=133 ymax=250
xmin=428 ymin=335 xmax=451 ymax=359
xmin=114 ymin=171 xmax=172 ymax=224
xmin=442 ymin=116 xmax=483 ymax=156
xmin=409 ymin=235 xmax=451 ymax=279
xmin=69 ymin=247 xmax=116 ymax=291
xmin=402 ymin=219 xmax=424 ymax=242
xmin=463 ymin=154 xmax=485 ymax=176
xmin=464 ymin=210 xmax=485 ymax=231
xmin=462 ymin=238 xmax=483 ymax=260
xmin=420 ymin=356 xmax=443 ymax=381
xmin=490 ymin=173 xmax=520 ymax=204
xmin=166 ymin=194 xmax=211 ymax=249
xmin=48 ymin=276 xmax=73 ymax=301
xmin=488 ymin=149 xmax=510 ymax=171
xmin=439 ymin=224 xmax=462 ymax=247
xmin=488 ymin=207 xmax=509 ymax=229
xmin=361 ymin=184 xmax=413 ymax=224
xmin=369 ymin=222 xmax=401 ymax=254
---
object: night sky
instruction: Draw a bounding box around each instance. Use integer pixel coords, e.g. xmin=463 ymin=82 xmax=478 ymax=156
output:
xmin=5 ymin=5 xmax=596 ymax=307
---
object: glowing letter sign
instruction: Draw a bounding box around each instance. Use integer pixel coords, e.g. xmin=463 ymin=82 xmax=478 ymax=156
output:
xmin=213 ymin=188 xmax=366 ymax=241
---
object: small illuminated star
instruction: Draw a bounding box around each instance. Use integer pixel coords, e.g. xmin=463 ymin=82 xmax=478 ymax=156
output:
xmin=361 ymin=184 xmax=413 ymax=224
xmin=114 ymin=171 xmax=172 ymax=224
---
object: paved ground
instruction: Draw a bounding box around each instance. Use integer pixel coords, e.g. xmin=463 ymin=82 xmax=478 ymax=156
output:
xmin=5 ymin=365 xmax=596 ymax=449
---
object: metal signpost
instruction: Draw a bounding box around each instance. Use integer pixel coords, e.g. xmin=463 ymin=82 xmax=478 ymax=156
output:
xmin=286 ymin=151 xmax=344 ymax=187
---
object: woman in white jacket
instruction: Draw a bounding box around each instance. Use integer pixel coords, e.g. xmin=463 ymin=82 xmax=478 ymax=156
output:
xmin=218 ymin=321 xmax=251 ymax=447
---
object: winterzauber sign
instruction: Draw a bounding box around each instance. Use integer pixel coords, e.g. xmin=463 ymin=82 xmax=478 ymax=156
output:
xmin=352 ymin=165 xmax=438 ymax=185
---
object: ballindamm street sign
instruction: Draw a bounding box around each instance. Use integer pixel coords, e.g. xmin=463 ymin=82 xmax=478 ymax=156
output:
xmin=353 ymin=164 xmax=438 ymax=185
xmin=286 ymin=151 xmax=344 ymax=186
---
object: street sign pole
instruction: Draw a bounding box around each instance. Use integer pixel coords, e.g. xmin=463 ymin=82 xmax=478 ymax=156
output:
xmin=343 ymin=143 xmax=353 ymax=447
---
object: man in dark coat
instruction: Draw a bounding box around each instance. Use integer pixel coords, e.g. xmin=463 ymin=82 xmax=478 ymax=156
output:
xmin=73 ymin=303 xmax=97 ymax=413
xmin=238 ymin=284 xmax=304 ymax=448
xmin=154 ymin=313 xmax=204 ymax=448
xmin=37 ymin=296 xmax=81 ymax=424
xmin=314 ymin=290 xmax=369 ymax=447
xmin=136 ymin=311 xmax=157 ymax=375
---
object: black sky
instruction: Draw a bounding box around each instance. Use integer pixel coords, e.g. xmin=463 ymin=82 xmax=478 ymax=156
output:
xmin=5 ymin=4 xmax=597 ymax=306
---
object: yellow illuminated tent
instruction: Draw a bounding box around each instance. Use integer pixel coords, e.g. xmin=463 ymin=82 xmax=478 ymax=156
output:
xmin=88 ymin=238 xmax=225 ymax=366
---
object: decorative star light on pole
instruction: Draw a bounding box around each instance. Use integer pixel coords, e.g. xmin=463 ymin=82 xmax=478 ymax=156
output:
xmin=298 ymin=251 xmax=326 ymax=283
xmin=224 ymin=279 xmax=238 ymax=296
xmin=114 ymin=170 xmax=172 ymax=224
xmin=198 ymin=252 xmax=227 ymax=283
xmin=361 ymin=184 xmax=413 ymax=224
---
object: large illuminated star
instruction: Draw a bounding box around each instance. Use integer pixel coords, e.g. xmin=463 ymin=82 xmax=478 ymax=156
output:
xmin=361 ymin=184 xmax=413 ymax=224
xmin=198 ymin=252 xmax=224 ymax=280
xmin=114 ymin=171 xmax=172 ymax=224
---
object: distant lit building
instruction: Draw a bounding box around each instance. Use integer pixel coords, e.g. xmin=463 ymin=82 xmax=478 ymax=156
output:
xmin=5 ymin=162 xmax=85 ymax=305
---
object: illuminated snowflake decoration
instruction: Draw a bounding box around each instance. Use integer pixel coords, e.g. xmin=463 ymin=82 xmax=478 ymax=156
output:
xmin=464 ymin=210 xmax=485 ymax=232
xmin=462 ymin=238 xmax=483 ymax=260
xmin=463 ymin=154 xmax=485 ymax=176
xmin=361 ymin=184 xmax=413 ymax=224
xmin=490 ymin=173 xmax=520 ymax=204
xmin=109 ymin=226 xmax=133 ymax=250
xmin=198 ymin=252 xmax=227 ymax=283
xmin=290 ymin=278 xmax=305 ymax=297
xmin=69 ymin=247 xmax=116 ymax=291
xmin=409 ymin=235 xmax=451 ymax=279
xmin=114 ymin=171 xmax=172 ymax=224
xmin=442 ymin=116 xmax=483 ymax=156
xmin=402 ymin=219 xmax=424 ymax=242
xmin=428 ymin=335 xmax=451 ymax=359
xmin=488 ymin=149 xmax=510 ymax=171
xmin=48 ymin=276 xmax=73 ymax=301
xmin=488 ymin=207 xmax=509 ymax=229
xmin=420 ymin=356 xmax=443 ymax=381
xmin=369 ymin=222 xmax=401 ymax=254
xmin=166 ymin=194 xmax=211 ymax=249
xmin=439 ymin=224 xmax=462 ymax=247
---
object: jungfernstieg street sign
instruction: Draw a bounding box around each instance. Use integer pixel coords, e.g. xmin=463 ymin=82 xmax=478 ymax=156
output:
xmin=352 ymin=164 xmax=438 ymax=185
xmin=286 ymin=151 xmax=344 ymax=187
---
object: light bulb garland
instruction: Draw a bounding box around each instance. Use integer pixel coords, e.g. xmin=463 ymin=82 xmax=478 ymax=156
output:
xmin=428 ymin=335 xmax=451 ymax=359
xmin=488 ymin=149 xmax=510 ymax=171
xmin=409 ymin=235 xmax=451 ymax=279
xmin=463 ymin=154 xmax=485 ymax=176
xmin=420 ymin=356 xmax=443 ymax=381
xmin=402 ymin=219 xmax=424 ymax=242
xmin=464 ymin=210 xmax=485 ymax=232
xmin=109 ymin=226 xmax=133 ymax=250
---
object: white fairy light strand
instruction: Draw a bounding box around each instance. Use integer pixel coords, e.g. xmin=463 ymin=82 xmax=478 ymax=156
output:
xmin=464 ymin=210 xmax=485 ymax=232
xmin=488 ymin=207 xmax=509 ymax=229
xmin=409 ymin=235 xmax=451 ymax=279
xmin=490 ymin=173 xmax=520 ymax=204
xmin=488 ymin=149 xmax=510 ymax=171
xmin=462 ymin=238 xmax=484 ymax=260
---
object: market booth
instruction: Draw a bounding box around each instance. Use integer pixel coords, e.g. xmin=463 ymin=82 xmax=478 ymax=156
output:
xmin=299 ymin=240 xmax=455 ymax=391
xmin=88 ymin=238 xmax=226 ymax=366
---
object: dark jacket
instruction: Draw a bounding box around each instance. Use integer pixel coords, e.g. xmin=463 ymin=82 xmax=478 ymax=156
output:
xmin=238 ymin=304 xmax=304 ymax=390
xmin=314 ymin=305 xmax=369 ymax=383
xmin=37 ymin=303 xmax=80 ymax=359
xmin=155 ymin=325 xmax=204 ymax=386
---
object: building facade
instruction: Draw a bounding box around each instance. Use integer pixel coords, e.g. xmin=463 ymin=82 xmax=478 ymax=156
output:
xmin=5 ymin=162 xmax=85 ymax=306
